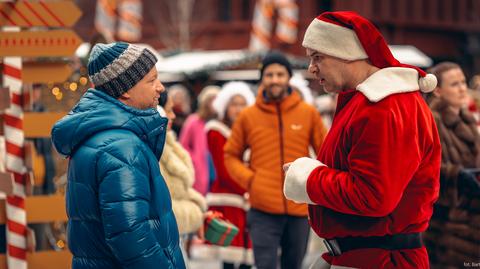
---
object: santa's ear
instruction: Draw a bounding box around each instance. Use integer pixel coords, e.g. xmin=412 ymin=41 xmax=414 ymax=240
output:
xmin=432 ymin=87 xmax=441 ymax=98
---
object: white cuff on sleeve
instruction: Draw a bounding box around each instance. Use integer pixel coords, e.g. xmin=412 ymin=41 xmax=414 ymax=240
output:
xmin=283 ymin=157 xmax=325 ymax=204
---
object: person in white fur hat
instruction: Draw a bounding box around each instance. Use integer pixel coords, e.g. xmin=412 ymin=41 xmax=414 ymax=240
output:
xmin=289 ymin=73 xmax=315 ymax=105
xmin=204 ymin=81 xmax=255 ymax=269
xmin=283 ymin=11 xmax=442 ymax=268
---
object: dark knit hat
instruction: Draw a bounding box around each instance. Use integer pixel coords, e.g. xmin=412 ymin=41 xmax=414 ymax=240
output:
xmin=259 ymin=52 xmax=293 ymax=80
xmin=87 ymin=42 xmax=158 ymax=98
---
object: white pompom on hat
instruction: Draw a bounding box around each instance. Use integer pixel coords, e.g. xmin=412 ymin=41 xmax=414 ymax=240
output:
xmin=213 ymin=81 xmax=255 ymax=120
xmin=302 ymin=11 xmax=437 ymax=93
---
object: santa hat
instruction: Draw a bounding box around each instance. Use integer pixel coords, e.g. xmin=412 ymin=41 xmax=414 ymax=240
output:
xmin=302 ymin=11 xmax=436 ymax=93
xmin=213 ymin=81 xmax=255 ymax=120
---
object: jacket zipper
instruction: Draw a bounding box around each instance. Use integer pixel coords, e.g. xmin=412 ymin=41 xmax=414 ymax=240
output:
xmin=276 ymin=103 xmax=288 ymax=214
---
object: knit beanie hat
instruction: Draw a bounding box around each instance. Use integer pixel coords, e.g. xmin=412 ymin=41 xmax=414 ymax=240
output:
xmin=87 ymin=42 xmax=158 ymax=98
xmin=260 ymin=52 xmax=293 ymax=80
xmin=213 ymin=81 xmax=255 ymax=120
xmin=302 ymin=11 xmax=437 ymax=93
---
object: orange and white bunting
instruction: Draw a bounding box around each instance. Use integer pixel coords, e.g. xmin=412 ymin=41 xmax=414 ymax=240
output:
xmin=3 ymin=57 xmax=28 ymax=269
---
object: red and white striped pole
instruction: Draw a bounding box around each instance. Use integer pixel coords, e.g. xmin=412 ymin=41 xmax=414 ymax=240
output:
xmin=3 ymin=56 xmax=28 ymax=269
xmin=275 ymin=0 xmax=298 ymax=44
xmin=249 ymin=0 xmax=274 ymax=51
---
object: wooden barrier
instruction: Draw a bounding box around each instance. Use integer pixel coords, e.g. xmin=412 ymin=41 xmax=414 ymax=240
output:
xmin=0 ymin=195 xmax=69 ymax=269
xmin=0 ymin=250 xmax=72 ymax=269
xmin=24 ymin=112 xmax=66 ymax=138
xmin=0 ymin=195 xmax=67 ymax=224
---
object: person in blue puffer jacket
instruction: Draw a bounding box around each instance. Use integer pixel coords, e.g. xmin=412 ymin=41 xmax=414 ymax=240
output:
xmin=51 ymin=42 xmax=186 ymax=269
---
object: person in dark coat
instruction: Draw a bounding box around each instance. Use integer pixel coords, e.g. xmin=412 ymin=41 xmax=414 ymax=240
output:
xmin=51 ymin=42 xmax=185 ymax=269
xmin=424 ymin=62 xmax=480 ymax=268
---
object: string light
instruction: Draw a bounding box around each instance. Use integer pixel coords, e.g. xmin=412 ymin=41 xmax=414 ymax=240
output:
xmin=56 ymin=240 xmax=65 ymax=249
xmin=55 ymin=92 xmax=63 ymax=100
xmin=69 ymin=82 xmax=78 ymax=91
xmin=79 ymin=77 xmax=88 ymax=86
xmin=51 ymin=87 xmax=60 ymax=96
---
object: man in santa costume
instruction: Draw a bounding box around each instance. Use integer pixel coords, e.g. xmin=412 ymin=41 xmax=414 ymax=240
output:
xmin=283 ymin=11 xmax=442 ymax=268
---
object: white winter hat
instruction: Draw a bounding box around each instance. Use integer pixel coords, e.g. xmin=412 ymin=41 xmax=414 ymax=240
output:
xmin=213 ymin=81 xmax=255 ymax=120
xmin=290 ymin=73 xmax=314 ymax=105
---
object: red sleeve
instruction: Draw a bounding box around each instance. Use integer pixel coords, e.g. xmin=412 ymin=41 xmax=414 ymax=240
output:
xmin=207 ymin=130 xmax=245 ymax=193
xmin=306 ymin=104 xmax=424 ymax=217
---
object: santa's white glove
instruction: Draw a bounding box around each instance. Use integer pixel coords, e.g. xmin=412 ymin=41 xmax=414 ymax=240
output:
xmin=283 ymin=157 xmax=325 ymax=204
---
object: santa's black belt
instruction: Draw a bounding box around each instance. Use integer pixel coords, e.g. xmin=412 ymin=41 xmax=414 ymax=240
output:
xmin=323 ymin=233 xmax=423 ymax=256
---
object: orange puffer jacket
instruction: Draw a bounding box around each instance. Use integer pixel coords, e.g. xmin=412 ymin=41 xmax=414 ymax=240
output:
xmin=224 ymin=88 xmax=327 ymax=216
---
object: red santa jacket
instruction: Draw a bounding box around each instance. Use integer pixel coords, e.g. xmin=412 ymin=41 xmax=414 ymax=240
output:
xmin=284 ymin=67 xmax=441 ymax=268
xmin=206 ymin=120 xmax=246 ymax=196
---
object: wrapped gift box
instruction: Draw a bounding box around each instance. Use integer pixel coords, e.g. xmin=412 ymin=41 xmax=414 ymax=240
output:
xmin=204 ymin=213 xmax=239 ymax=246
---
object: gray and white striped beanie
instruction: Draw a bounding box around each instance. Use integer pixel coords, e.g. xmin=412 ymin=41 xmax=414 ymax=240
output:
xmin=87 ymin=42 xmax=158 ymax=98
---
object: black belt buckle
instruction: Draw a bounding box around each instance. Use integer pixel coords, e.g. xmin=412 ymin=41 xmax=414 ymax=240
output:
xmin=323 ymin=239 xmax=342 ymax=256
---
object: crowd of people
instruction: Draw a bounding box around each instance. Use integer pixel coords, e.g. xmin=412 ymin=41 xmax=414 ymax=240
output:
xmin=50 ymin=11 xmax=480 ymax=269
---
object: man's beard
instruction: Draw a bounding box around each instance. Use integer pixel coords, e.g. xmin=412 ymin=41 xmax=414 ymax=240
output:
xmin=266 ymin=85 xmax=287 ymax=100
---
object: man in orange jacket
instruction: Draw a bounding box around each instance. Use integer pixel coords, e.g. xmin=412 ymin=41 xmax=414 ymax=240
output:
xmin=224 ymin=52 xmax=327 ymax=269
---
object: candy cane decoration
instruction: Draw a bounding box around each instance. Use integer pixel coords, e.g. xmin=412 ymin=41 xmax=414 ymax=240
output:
xmin=249 ymin=0 xmax=299 ymax=51
xmin=249 ymin=0 xmax=274 ymax=51
xmin=95 ymin=0 xmax=117 ymax=42
xmin=3 ymin=57 xmax=27 ymax=269
xmin=275 ymin=0 xmax=298 ymax=44
xmin=117 ymin=0 xmax=143 ymax=42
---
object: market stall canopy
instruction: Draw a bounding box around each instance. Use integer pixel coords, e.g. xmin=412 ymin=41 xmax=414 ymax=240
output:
xmin=76 ymin=44 xmax=432 ymax=82
xmin=155 ymin=50 xmax=260 ymax=82
xmin=156 ymin=45 xmax=433 ymax=82
xmin=388 ymin=45 xmax=433 ymax=68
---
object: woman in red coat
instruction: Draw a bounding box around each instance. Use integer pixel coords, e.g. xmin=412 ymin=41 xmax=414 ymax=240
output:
xmin=204 ymin=81 xmax=255 ymax=269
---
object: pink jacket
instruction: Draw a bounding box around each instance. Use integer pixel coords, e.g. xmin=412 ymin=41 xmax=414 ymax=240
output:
xmin=179 ymin=114 xmax=209 ymax=195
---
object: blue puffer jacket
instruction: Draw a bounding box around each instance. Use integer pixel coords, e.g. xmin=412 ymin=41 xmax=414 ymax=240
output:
xmin=51 ymin=89 xmax=186 ymax=269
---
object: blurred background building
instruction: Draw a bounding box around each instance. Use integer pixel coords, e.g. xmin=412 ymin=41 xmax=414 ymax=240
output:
xmin=73 ymin=0 xmax=480 ymax=75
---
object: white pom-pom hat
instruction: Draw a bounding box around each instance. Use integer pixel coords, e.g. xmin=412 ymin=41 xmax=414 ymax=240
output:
xmin=212 ymin=81 xmax=255 ymax=120
xmin=289 ymin=73 xmax=314 ymax=105
xmin=302 ymin=11 xmax=437 ymax=93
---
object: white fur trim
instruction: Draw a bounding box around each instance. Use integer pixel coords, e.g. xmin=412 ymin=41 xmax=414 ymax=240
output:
xmin=356 ymin=67 xmax=420 ymax=102
xmin=219 ymin=246 xmax=254 ymax=264
xmin=191 ymin=244 xmax=254 ymax=265
xmin=284 ymin=157 xmax=324 ymax=204
xmin=419 ymin=73 xmax=437 ymax=93
xmin=206 ymin=192 xmax=250 ymax=211
xmin=205 ymin=120 xmax=231 ymax=138
xmin=302 ymin=19 xmax=368 ymax=61
xmin=213 ymin=81 xmax=255 ymax=120
xmin=157 ymin=105 xmax=166 ymax=117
